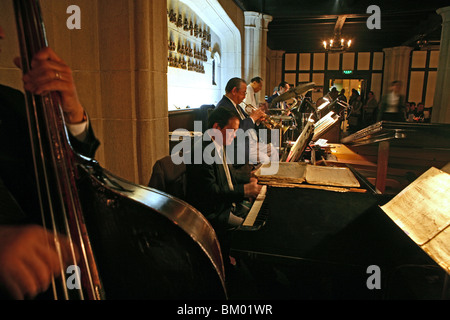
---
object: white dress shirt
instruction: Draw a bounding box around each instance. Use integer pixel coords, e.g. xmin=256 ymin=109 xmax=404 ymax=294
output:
xmin=210 ymin=134 xmax=243 ymax=226
xmin=243 ymin=84 xmax=257 ymax=107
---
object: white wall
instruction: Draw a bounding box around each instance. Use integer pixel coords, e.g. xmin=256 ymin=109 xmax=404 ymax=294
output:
xmin=167 ymin=0 xmax=241 ymax=110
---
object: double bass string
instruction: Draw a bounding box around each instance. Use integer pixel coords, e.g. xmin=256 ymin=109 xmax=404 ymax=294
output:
xmin=29 ymin=0 xmax=96 ymax=299
xmin=31 ymin=0 xmax=102 ymax=300
xmin=13 ymin=0 xmax=63 ymax=299
xmin=14 ymin=0 xmax=87 ymax=300
xmin=41 ymin=92 xmax=84 ymax=300
xmin=44 ymin=90 xmax=102 ymax=300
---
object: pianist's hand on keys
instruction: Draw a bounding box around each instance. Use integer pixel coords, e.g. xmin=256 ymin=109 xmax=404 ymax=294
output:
xmin=244 ymin=177 xmax=262 ymax=200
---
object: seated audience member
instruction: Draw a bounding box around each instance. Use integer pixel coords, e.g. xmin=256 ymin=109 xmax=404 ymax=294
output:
xmin=414 ymin=102 xmax=425 ymax=122
xmin=407 ymin=102 xmax=416 ymax=122
xmin=403 ymin=102 xmax=411 ymax=121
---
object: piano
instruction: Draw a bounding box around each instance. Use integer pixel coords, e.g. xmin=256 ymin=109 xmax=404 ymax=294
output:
xmin=239 ymin=185 xmax=269 ymax=230
xmin=228 ymin=122 xmax=450 ymax=300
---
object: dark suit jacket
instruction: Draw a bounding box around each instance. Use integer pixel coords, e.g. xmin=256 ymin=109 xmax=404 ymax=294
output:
xmin=216 ymin=95 xmax=263 ymax=164
xmin=266 ymin=92 xmax=288 ymax=109
xmin=0 ymin=84 xmax=100 ymax=225
xmin=215 ymin=95 xmax=255 ymax=132
xmin=148 ymin=155 xmax=186 ymax=200
xmin=185 ymin=137 xmax=246 ymax=235
xmin=266 ymin=92 xmax=279 ymax=105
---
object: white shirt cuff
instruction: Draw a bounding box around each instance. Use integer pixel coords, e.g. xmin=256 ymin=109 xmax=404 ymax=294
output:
xmin=66 ymin=117 xmax=89 ymax=141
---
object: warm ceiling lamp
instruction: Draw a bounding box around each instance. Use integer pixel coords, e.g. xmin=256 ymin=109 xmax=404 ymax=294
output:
xmin=415 ymin=34 xmax=428 ymax=49
xmin=323 ymin=15 xmax=352 ymax=52
xmin=323 ymin=32 xmax=352 ymax=52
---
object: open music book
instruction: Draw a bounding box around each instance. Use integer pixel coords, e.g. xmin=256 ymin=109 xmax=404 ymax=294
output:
xmin=380 ymin=167 xmax=450 ymax=274
xmin=255 ymin=162 xmax=360 ymax=189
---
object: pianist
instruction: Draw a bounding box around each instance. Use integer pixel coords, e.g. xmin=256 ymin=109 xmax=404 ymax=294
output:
xmin=185 ymin=106 xmax=262 ymax=237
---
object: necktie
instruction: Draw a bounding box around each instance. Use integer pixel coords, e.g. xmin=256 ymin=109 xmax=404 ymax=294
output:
xmin=222 ymin=148 xmax=234 ymax=191
xmin=222 ymin=147 xmax=238 ymax=217
xmin=235 ymin=105 xmax=246 ymax=120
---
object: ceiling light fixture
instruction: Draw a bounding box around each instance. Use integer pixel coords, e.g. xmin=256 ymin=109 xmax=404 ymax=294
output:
xmin=415 ymin=34 xmax=428 ymax=49
xmin=323 ymin=15 xmax=352 ymax=52
xmin=323 ymin=32 xmax=352 ymax=52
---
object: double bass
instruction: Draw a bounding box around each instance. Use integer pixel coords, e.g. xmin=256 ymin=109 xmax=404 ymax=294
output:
xmin=13 ymin=0 xmax=226 ymax=299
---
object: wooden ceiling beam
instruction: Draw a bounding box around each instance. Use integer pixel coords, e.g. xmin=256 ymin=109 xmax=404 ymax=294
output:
xmin=334 ymin=15 xmax=347 ymax=34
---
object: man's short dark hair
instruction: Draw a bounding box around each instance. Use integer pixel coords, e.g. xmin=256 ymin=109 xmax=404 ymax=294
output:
xmin=251 ymin=76 xmax=263 ymax=83
xmin=208 ymin=106 xmax=239 ymax=129
xmin=278 ymin=81 xmax=288 ymax=90
xmin=225 ymin=77 xmax=246 ymax=94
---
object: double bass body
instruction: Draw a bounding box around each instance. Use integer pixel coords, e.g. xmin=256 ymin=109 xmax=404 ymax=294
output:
xmin=77 ymin=160 xmax=227 ymax=299
xmin=13 ymin=0 xmax=227 ymax=300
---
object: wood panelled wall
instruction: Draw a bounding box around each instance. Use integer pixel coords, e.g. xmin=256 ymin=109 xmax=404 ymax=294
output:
xmin=283 ymin=51 xmax=384 ymax=102
xmin=282 ymin=49 xmax=440 ymax=108
xmin=407 ymin=50 xmax=440 ymax=108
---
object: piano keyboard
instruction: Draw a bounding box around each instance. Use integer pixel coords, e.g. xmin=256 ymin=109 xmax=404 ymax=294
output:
xmin=239 ymin=185 xmax=269 ymax=231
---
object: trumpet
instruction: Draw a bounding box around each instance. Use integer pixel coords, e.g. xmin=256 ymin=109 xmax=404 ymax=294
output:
xmin=241 ymin=102 xmax=283 ymax=130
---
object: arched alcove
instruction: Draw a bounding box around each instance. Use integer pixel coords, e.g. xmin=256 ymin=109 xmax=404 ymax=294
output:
xmin=167 ymin=0 xmax=241 ymax=109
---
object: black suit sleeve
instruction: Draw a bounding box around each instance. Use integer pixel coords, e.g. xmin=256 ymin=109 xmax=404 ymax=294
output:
xmin=69 ymin=123 xmax=100 ymax=159
xmin=0 ymin=176 xmax=28 ymax=225
xmin=187 ymin=162 xmax=245 ymax=205
xmin=186 ymin=155 xmax=246 ymax=232
xmin=0 ymin=85 xmax=100 ymax=224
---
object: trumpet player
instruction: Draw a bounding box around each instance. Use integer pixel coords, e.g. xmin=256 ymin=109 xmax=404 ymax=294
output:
xmin=215 ymin=77 xmax=277 ymax=169
xmin=216 ymin=77 xmax=266 ymax=131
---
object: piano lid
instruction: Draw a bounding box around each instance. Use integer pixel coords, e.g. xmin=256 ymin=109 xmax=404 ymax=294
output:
xmin=341 ymin=121 xmax=450 ymax=149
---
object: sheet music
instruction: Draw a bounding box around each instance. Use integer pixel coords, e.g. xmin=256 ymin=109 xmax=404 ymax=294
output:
xmin=286 ymin=119 xmax=314 ymax=162
xmin=312 ymin=111 xmax=337 ymax=141
xmin=255 ymin=162 xmax=307 ymax=185
xmin=305 ymin=165 xmax=360 ymax=188
xmin=381 ymin=167 xmax=450 ymax=273
xmin=255 ymin=162 xmax=360 ymax=188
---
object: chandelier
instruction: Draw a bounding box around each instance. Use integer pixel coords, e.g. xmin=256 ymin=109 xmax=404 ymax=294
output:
xmin=415 ymin=34 xmax=428 ymax=49
xmin=323 ymin=32 xmax=352 ymax=52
